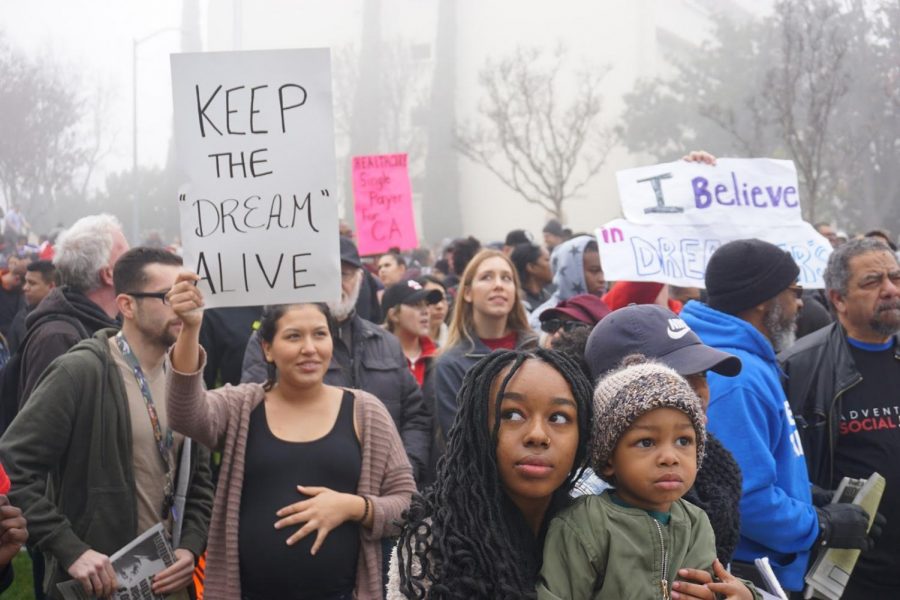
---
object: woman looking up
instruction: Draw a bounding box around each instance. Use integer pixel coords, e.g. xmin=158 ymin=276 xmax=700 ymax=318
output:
xmin=431 ymin=249 xmax=537 ymax=439
xmin=165 ymin=274 xmax=415 ymax=600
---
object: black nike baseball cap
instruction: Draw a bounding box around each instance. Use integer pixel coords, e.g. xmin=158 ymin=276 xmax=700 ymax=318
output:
xmin=584 ymin=304 xmax=742 ymax=381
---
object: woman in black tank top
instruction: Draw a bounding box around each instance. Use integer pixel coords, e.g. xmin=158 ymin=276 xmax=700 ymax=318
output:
xmin=237 ymin=304 xmax=365 ymax=600
xmin=239 ymin=389 xmax=361 ymax=599
xmin=167 ymin=290 xmax=417 ymax=600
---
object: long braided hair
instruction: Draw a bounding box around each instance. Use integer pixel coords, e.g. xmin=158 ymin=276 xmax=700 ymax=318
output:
xmin=396 ymin=348 xmax=594 ymax=599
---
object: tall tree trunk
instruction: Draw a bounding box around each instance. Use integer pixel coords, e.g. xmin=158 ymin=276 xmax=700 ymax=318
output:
xmin=422 ymin=0 xmax=462 ymax=245
xmin=346 ymin=0 xmax=383 ymax=233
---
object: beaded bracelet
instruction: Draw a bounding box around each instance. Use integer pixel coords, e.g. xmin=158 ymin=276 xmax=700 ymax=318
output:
xmin=359 ymin=495 xmax=370 ymax=523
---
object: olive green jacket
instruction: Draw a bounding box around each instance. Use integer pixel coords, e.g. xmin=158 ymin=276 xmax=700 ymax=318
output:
xmin=538 ymin=492 xmax=717 ymax=600
xmin=0 ymin=330 xmax=214 ymax=598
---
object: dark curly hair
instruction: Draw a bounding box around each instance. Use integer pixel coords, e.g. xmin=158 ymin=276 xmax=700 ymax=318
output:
xmin=395 ymin=348 xmax=593 ymax=599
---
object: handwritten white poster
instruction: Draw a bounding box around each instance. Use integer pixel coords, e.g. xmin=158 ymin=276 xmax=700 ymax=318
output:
xmin=599 ymin=158 xmax=832 ymax=287
xmin=170 ymin=48 xmax=340 ymax=308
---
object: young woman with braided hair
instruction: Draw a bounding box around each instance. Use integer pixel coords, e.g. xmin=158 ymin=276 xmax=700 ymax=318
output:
xmin=387 ymin=347 xmax=740 ymax=600
xmin=387 ymin=348 xmax=593 ymax=599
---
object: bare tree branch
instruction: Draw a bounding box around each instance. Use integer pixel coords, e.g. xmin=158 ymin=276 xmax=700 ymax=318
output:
xmin=456 ymin=45 xmax=614 ymax=221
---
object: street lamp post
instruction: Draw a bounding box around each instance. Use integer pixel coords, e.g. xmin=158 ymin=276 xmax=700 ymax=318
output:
xmin=132 ymin=27 xmax=180 ymax=245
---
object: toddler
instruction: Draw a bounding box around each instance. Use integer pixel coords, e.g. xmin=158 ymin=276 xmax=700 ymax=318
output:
xmin=538 ymin=358 xmax=755 ymax=599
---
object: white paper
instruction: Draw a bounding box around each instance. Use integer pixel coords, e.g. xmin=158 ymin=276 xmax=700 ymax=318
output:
xmin=170 ymin=48 xmax=341 ymax=308
xmin=616 ymin=158 xmax=803 ymax=226
xmin=602 ymin=157 xmax=832 ymax=288
xmin=595 ymin=219 xmax=832 ymax=288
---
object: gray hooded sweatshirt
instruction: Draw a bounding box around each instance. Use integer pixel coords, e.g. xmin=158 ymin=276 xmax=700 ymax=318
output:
xmin=528 ymin=235 xmax=596 ymax=329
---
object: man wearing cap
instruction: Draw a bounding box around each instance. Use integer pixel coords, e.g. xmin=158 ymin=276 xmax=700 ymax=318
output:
xmin=381 ymin=280 xmax=443 ymax=387
xmin=580 ymin=303 xmax=744 ymax=563
xmin=242 ymin=237 xmax=431 ymax=482
xmin=542 ymin=219 xmax=571 ymax=254
xmin=680 ymin=239 xmax=877 ymax=592
xmin=538 ymin=293 xmax=611 ymax=348
xmin=780 ymin=237 xmax=900 ymax=598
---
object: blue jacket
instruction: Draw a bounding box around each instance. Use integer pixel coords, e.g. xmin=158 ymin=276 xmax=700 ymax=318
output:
xmin=680 ymin=301 xmax=818 ymax=591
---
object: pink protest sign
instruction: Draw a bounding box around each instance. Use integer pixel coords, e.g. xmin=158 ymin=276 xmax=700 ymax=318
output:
xmin=352 ymin=153 xmax=418 ymax=256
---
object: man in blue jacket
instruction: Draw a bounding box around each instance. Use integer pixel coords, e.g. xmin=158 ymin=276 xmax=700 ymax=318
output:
xmin=681 ymin=238 xmax=876 ymax=593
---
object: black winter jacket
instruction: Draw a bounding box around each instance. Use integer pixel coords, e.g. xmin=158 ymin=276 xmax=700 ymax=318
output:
xmin=778 ymin=322 xmax=900 ymax=487
xmin=19 ymin=286 xmax=118 ymax=403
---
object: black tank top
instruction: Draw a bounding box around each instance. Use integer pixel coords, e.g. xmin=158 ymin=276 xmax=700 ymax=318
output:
xmin=239 ymin=390 xmax=361 ymax=599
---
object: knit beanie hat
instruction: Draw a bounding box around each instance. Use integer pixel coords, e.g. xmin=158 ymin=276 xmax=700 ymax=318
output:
xmin=705 ymin=239 xmax=799 ymax=315
xmin=543 ymin=219 xmax=566 ymax=237
xmin=591 ymin=356 xmax=706 ymax=472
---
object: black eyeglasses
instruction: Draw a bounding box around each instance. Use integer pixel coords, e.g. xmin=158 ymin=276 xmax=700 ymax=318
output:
xmin=540 ymin=319 xmax=590 ymax=335
xmin=787 ymin=284 xmax=803 ymax=299
xmin=126 ymin=291 xmax=171 ymax=305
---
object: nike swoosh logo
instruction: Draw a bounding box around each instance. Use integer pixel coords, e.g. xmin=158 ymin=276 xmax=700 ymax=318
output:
xmin=667 ymin=327 xmax=690 ymax=340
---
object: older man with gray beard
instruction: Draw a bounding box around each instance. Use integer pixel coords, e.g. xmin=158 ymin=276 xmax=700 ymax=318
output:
xmin=780 ymin=237 xmax=899 ymax=598
xmin=241 ymin=236 xmax=431 ymax=482
xmin=681 ymin=239 xmax=877 ymax=593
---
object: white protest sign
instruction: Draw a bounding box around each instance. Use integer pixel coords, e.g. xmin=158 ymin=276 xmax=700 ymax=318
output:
xmin=170 ymin=48 xmax=340 ymax=308
xmin=616 ymin=158 xmax=803 ymax=225
xmin=600 ymin=158 xmax=832 ymax=288
xmin=596 ymin=220 xmax=831 ymax=288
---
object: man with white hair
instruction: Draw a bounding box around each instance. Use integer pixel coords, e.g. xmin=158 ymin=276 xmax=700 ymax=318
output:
xmin=18 ymin=214 xmax=129 ymax=402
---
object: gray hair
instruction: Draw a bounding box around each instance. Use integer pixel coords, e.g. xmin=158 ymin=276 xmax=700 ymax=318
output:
xmin=53 ymin=214 xmax=124 ymax=292
xmin=824 ymin=237 xmax=899 ymax=298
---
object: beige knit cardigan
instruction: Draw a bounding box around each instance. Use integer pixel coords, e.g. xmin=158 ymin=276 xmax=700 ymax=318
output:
xmin=167 ymin=355 xmax=416 ymax=600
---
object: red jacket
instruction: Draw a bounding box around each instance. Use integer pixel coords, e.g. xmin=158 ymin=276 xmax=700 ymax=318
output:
xmin=407 ymin=336 xmax=439 ymax=387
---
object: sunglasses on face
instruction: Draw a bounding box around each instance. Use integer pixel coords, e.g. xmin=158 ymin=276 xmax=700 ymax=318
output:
xmin=788 ymin=284 xmax=803 ymax=299
xmin=540 ymin=318 xmax=591 ymax=335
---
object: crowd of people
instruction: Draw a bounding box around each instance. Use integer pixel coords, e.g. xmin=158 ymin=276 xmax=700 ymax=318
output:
xmin=0 ymin=166 xmax=897 ymax=599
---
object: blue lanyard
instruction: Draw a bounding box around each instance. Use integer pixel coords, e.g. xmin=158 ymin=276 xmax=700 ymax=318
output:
xmin=115 ymin=332 xmax=175 ymax=519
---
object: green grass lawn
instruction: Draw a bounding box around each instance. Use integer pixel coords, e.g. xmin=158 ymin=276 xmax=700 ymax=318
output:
xmin=4 ymin=551 xmax=34 ymax=599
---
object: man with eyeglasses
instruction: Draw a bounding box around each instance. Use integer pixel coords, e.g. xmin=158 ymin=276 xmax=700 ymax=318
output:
xmin=780 ymin=237 xmax=900 ymax=598
xmin=0 ymin=247 xmax=214 ymax=600
xmin=537 ymin=293 xmax=610 ymax=347
xmin=680 ymin=239 xmax=879 ymax=593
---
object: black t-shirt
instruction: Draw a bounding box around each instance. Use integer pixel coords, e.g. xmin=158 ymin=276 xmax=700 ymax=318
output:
xmin=833 ymin=338 xmax=900 ymax=594
xmin=239 ymin=391 xmax=361 ymax=598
